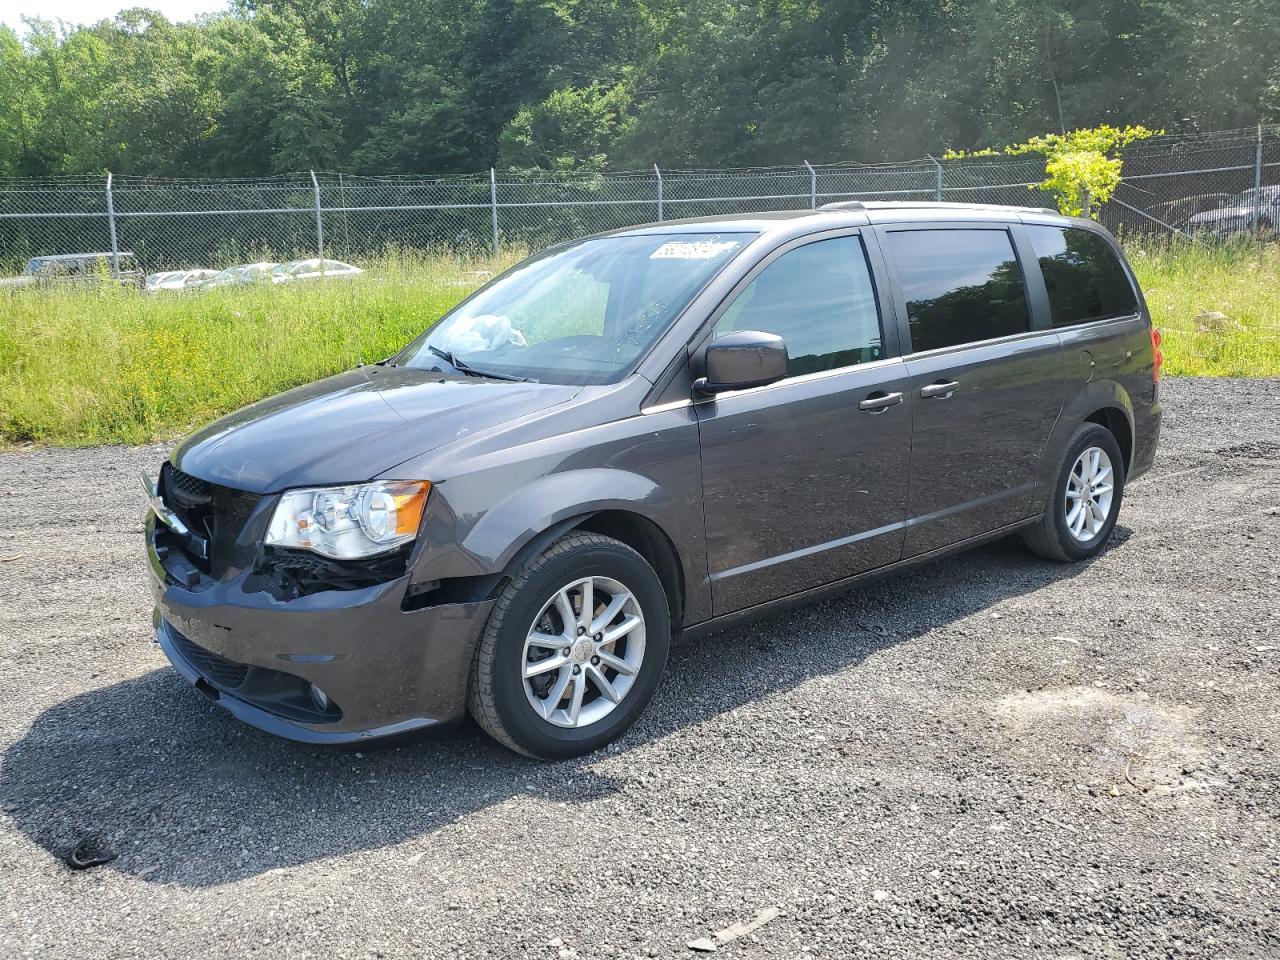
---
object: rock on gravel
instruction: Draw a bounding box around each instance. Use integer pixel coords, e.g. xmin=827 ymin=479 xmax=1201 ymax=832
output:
xmin=0 ymin=378 xmax=1278 ymax=959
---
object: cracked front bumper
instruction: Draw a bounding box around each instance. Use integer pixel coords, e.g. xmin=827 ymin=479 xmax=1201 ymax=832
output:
xmin=146 ymin=514 xmax=493 ymax=743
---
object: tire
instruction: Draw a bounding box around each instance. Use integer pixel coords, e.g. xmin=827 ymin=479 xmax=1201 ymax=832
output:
xmin=467 ymin=533 xmax=670 ymax=759
xmin=1022 ymin=423 xmax=1126 ymax=562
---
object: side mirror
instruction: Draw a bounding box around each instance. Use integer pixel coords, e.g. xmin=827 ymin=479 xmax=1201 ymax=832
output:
xmin=694 ymin=330 xmax=788 ymax=395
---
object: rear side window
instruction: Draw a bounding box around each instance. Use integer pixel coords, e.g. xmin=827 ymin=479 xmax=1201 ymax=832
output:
xmin=1027 ymin=225 xmax=1138 ymax=326
xmin=714 ymin=235 xmax=882 ymax=376
xmin=885 ymin=229 xmax=1030 ymax=352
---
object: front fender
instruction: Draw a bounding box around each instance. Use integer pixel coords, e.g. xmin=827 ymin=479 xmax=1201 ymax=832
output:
xmin=410 ymin=466 xmax=689 ymax=588
xmin=462 ymin=468 xmax=669 ymax=573
xmin=403 ymin=399 xmax=710 ymax=625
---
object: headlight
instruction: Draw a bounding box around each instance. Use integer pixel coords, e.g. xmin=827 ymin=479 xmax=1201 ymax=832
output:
xmin=264 ymin=481 xmax=430 ymax=559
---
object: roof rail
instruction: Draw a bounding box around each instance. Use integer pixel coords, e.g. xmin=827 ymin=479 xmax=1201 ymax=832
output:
xmin=820 ymin=199 xmax=1061 ymax=216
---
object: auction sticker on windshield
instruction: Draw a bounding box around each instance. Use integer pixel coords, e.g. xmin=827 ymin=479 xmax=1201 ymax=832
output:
xmin=649 ymin=239 xmax=741 ymax=260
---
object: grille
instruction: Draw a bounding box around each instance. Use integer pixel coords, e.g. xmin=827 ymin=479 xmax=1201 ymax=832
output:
xmin=168 ymin=628 xmax=250 ymax=689
xmin=160 ymin=463 xmax=262 ymax=578
xmin=166 ymin=466 xmax=212 ymax=506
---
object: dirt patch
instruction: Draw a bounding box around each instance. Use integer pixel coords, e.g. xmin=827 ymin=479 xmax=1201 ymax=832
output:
xmin=994 ymin=686 xmax=1209 ymax=795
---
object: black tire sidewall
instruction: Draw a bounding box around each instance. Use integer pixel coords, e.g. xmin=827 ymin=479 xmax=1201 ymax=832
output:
xmin=489 ymin=542 xmax=670 ymax=758
xmin=1051 ymin=425 xmax=1126 ymax=561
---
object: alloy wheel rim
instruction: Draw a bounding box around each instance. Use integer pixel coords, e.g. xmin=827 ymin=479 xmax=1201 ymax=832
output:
xmin=522 ymin=576 xmax=646 ymax=729
xmin=1065 ymin=446 xmax=1115 ymax=542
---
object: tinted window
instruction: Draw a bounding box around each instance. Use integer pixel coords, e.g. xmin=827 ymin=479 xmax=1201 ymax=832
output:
xmin=886 ymin=229 xmax=1029 ymax=352
xmin=1027 ymin=225 xmax=1138 ymax=326
xmin=713 ymin=236 xmax=881 ymax=376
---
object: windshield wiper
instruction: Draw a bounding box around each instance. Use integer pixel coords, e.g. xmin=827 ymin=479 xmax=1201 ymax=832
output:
xmin=427 ymin=344 xmax=529 ymax=382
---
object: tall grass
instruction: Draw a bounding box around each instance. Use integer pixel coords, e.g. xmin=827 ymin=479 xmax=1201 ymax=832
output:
xmin=0 ymin=249 xmax=522 ymax=445
xmin=1127 ymin=239 xmax=1280 ymax=377
xmin=1 ymin=240 xmax=1276 ymax=447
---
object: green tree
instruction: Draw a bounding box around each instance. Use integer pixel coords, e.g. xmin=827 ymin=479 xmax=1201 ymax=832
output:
xmin=19 ymin=19 xmax=113 ymax=174
xmin=92 ymin=10 xmax=226 ymax=175
xmin=498 ymin=82 xmax=631 ymax=170
xmin=207 ymin=12 xmax=344 ymax=173
xmin=0 ymin=26 xmax=39 ymax=176
xmin=948 ymin=124 xmax=1162 ymax=217
xmin=0 ymin=0 xmax=1277 ymax=179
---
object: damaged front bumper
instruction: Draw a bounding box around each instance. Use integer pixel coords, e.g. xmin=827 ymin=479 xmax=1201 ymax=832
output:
xmin=146 ymin=512 xmax=493 ymax=744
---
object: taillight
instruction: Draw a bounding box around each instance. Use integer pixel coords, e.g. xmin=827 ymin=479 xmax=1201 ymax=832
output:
xmin=1150 ymin=327 xmax=1163 ymax=382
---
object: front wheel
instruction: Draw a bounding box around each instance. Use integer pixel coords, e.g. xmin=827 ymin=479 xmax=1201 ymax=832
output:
xmin=1023 ymin=423 xmax=1126 ymax=562
xmin=468 ymin=533 xmax=670 ymax=759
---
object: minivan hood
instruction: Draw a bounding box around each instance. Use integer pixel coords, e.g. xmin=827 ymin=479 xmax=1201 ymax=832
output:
xmin=172 ymin=367 xmax=580 ymax=493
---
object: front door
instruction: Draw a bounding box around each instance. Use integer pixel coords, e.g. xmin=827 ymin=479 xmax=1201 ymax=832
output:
xmin=695 ymin=234 xmax=914 ymax=615
xmin=878 ymin=224 xmax=1065 ymax=556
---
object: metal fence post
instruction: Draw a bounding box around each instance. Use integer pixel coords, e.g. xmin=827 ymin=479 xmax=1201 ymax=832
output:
xmin=105 ymin=172 xmax=120 ymax=276
xmin=654 ymin=164 xmax=664 ymax=221
xmin=310 ymin=170 xmax=324 ymax=258
xmin=803 ymin=161 xmax=816 ymax=209
xmin=1254 ymin=125 xmax=1264 ymax=232
xmin=337 ymin=172 xmax=351 ymax=257
xmin=490 ymin=168 xmax=499 ymax=255
xmin=929 ymin=155 xmax=943 ymax=201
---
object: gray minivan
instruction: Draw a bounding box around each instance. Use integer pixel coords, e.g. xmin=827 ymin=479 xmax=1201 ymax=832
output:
xmin=143 ymin=202 xmax=1163 ymax=758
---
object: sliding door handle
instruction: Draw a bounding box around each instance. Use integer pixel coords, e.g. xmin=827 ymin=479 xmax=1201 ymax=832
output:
xmin=858 ymin=391 xmax=904 ymax=412
xmin=920 ymin=380 xmax=960 ymax=399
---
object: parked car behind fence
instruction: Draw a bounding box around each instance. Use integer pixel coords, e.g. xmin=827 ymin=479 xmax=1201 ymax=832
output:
xmin=0 ymin=252 xmax=142 ymax=289
xmin=1187 ymin=185 xmax=1280 ymax=237
xmin=198 ymin=262 xmax=280 ymax=288
xmin=145 ymin=269 xmax=220 ymax=293
xmin=270 ymin=259 xmax=363 ymax=284
xmin=4 ymin=256 xmax=370 ymax=294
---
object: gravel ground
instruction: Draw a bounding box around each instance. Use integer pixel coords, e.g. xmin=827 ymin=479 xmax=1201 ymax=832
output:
xmin=1 ymin=377 xmax=1278 ymax=960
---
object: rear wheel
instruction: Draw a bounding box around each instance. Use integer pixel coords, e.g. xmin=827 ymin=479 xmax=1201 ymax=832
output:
xmin=468 ymin=533 xmax=670 ymax=759
xmin=1023 ymin=423 xmax=1126 ymax=562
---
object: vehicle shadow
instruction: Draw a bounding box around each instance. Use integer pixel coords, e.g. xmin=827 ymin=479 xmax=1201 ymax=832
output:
xmin=0 ymin=533 xmax=1123 ymax=887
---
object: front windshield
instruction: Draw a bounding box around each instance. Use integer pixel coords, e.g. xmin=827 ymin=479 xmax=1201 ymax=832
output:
xmin=398 ymin=232 xmax=753 ymax=385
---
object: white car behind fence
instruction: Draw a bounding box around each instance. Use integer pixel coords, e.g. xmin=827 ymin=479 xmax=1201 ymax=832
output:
xmin=270 ymin=259 xmax=364 ymax=283
xmin=144 ymin=269 xmax=220 ymax=292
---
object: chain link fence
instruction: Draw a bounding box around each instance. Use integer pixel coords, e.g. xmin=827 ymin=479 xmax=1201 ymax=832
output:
xmin=1 ymin=126 xmax=1277 ymax=275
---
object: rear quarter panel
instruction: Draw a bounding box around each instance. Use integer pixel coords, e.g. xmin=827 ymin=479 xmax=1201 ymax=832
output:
xmin=1030 ymin=317 xmax=1158 ymax=520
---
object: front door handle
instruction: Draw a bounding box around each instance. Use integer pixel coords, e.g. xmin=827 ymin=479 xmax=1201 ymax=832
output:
xmin=858 ymin=391 xmax=904 ymax=412
xmin=920 ymin=380 xmax=960 ymax=399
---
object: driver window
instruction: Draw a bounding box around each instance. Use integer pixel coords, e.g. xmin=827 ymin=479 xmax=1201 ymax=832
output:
xmin=713 ymin=236 xmax=882 ymax=377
